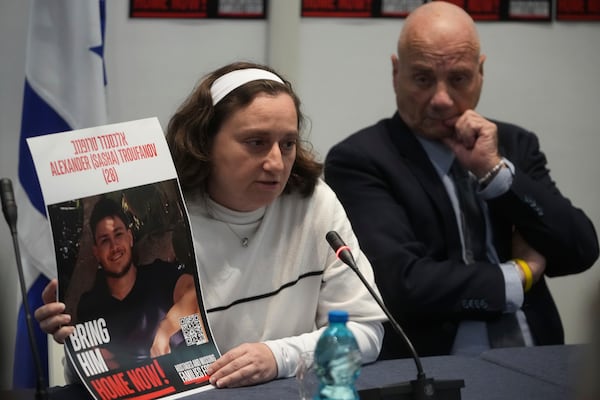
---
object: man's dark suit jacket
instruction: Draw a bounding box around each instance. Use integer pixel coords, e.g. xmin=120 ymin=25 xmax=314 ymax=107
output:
xmin=324 ymin=112 xmax=598 ymax=359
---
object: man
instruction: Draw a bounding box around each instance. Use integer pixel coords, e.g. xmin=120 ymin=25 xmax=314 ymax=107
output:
xmin=76 ymin=196 xmax=201 ymax=368
xmin=325 ymin=2 xmax=598 ymax=359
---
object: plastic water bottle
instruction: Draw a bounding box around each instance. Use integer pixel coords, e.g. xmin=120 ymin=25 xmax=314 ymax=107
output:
xmin=314 ymin=310 xmax=362 ymax=400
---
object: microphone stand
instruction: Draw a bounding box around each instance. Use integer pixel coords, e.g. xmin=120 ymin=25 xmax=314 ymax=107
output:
xmin=1 ymin=178 xmax=48 ymax=400
xmin=326 ymin=231 xmax=464 ymax=400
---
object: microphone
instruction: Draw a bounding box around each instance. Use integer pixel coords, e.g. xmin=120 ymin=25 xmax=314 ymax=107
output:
xmin=1 ymin=178 xmax=18 ymax=234
xmin=1 ymin=178 xmax=48 ymax=400
xmin=326 ymin=231 xmax=464 ymax=400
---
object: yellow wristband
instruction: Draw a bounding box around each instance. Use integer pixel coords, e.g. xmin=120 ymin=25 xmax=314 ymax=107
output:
xmin=514 ymin=258 xmax=533 ymax=292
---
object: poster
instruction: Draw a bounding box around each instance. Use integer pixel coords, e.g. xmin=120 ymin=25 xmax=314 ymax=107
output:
xmin=129 ymin=0 xmax=266 ymax=19
xmin=556 ymin=0 xmax=600 ymax=20
xmin=27 ymin=118 xmax=220 ymax=400
xmin=301 ymin=0 xmax=553 ymax=20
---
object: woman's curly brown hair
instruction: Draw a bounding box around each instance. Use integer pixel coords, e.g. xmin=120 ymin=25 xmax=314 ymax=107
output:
xmin=166 ymin=61 xmax=323 ymax=198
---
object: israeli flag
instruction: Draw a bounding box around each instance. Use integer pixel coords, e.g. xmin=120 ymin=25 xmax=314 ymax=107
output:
xmin=14 ymin=0 xmax=107 ymax=388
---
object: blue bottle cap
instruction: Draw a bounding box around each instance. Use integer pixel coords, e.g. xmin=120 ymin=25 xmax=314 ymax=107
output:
xmin=328 ymin=310 xmax=349 ymax=323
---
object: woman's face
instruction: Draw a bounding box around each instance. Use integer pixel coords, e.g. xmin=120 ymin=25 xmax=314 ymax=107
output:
xmin=207 ymin=92 xmax=298 ymax=212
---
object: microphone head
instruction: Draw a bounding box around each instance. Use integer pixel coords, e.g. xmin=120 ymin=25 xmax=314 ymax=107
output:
xmin=326 ymin=230 xmax=358 ymax=270
xmin=1 ymin=177 xmax=18 ymax=231
xmin=1 ymin=177 xmax=15 ymax=202
xmin=326 ymin=230 xmax=346 ymax=252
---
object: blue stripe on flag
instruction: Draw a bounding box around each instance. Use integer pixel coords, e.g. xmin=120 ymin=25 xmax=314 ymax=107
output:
xmin=19 ymin=81 xmax=71 ymax=215
xmin=13 ymin=0 xmax=107 ymax=389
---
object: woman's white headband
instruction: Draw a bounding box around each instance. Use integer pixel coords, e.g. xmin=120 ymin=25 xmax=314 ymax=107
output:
xmin=210 ymin=68 xmax=284 ymax=105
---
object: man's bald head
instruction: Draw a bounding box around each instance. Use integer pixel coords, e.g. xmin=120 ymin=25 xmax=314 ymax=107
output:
xmin=391 ymin=2 xmax=485 ymax=140
xmin=399 ymin=2 xmax=480 ymax=57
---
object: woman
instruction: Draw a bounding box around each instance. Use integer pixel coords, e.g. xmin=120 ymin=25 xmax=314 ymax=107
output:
xmin=35 ymin=61 xmax=386 ymax=388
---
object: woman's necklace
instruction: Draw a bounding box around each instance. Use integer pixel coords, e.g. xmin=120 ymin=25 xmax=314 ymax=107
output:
xmin=223 ymin=223 xmax=250 ymax=247
xmin=205 ymin=196 xmax=263 ymax=248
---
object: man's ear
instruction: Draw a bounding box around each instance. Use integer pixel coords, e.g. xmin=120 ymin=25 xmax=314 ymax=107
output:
xmin=391 ymin=54 xmax=400 ymax=92
xmin=479 ymin=54 xmax=486 ymax=77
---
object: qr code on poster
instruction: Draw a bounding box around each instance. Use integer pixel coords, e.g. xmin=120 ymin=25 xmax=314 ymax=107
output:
xmin=180 ymin=314 xmax=208 ymax=346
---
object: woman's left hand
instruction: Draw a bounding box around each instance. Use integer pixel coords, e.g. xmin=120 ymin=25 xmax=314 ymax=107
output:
xmin=207 ymin=342 xmax=278 ymax=388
